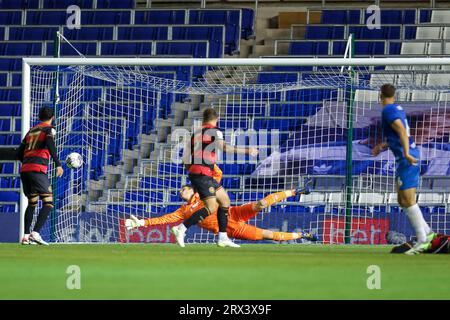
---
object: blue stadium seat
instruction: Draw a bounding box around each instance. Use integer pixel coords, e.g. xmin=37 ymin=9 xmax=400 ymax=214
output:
xmin=0 ymin=73 xmax=7 ymax=87
xmin=118 ymin=26 xmax=168 ymax=41
xmin=321 ymin=10 xmax=360 ymax=24
xmin=0 ymin=162 xmax=15 ymax=174
xmin=333 ymin=41 xmax=385 ymax=56
xmin=42 ymin=0 xmax=93 ymax=8
xmin=47 ymin=42 xmax=96 ymax=56
xmin=0 ymin=118 xmax=11 ymax=131
xmin=0 ymin=204 xmax=17 ymax=213
xmin=270 ymin=103 xmax=321 ymax=117
xmin=432 ymin=206 xmax=446 ymax=214
xmin=0 ymin=43 xmax=42 ymax=56
xmin=288 ymin=41 xmax=328 ymax=55
xmin=364 ymin=9 xmax=416 ymax=24
xmin=0 ymin=191 xmax=19 ymax=202
xmin=0 ymin=59 xmax=21 ymax=71
xmin=172 ymin=26 xmax=225 ymax=57
xmin=305 ymin=26 xmax=345 ymax=40
xmin=9 ymin=27 xmax=59 ymax=41
xmin=134 ymin=10 xmax=185 ymax=24
xmin=101 ymin=42 xmax=152 ymax=56
xmin=420 ymin=9 xmax=431 ymax=23
xmin=350 ymin=26 xmax=401 ymax=40
xmin=404 ymin=26 xmax=417 ymax=40
xmin=0 ymin=103 xmax=21 ymax=116
xmin=0 ymin=0 xmax=38 ymax=9
xmin=0 ymin=27 xmax=4 ymax=41
xmin=188 ymin=9 xmax=241 ymax=55
xmin=96 ymin=0 xmax=134 ymax=8
xmin=155 ymin=41 xmax=208 ymax=58
xmin=221 ymin=177 xmax=241 ymax=189
xmin=63 ymin=27 xmax=114 ymax=41
xmin=0 ymin=88 xmax=21 ymax=101
xmin=241 ymin=8 xmax=255 ymax=39
xmin=27 ymin=10 xmax=131 ymax=25
xmin=0 ymin=10 xmax=21 ymax=24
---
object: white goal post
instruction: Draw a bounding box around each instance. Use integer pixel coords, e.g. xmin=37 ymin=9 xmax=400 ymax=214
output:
xmin=20 ymin=57 xmax=450 ymax=243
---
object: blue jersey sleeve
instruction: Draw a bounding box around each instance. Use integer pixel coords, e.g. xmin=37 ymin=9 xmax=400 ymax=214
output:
xmin=382 ymin=105 xmax=402 ymax=125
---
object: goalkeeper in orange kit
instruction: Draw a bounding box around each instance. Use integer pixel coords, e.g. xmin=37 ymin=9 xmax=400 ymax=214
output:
xmin=125 ymin=165 xmax=317 ymax=242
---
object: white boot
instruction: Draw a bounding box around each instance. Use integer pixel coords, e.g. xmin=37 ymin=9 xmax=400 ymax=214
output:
xmin=171 ymin=224 xmax=187 ymax=248
xmin=29 ymin=231 xmax=49 ymax=246
xmin=217 ymin=232 xmax=240 ymax=248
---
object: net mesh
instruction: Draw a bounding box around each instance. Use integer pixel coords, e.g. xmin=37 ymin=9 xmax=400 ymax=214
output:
xmin=26 ymin=62 xmax=450 ymax=244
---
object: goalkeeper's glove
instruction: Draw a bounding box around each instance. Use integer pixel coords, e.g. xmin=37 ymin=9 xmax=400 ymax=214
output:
xmin=125 ymin=214 xmax=145 ymax=230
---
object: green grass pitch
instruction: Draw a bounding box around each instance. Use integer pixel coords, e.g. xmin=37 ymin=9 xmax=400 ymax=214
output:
xmin=1 ymin=243 xmax=449 ymax=300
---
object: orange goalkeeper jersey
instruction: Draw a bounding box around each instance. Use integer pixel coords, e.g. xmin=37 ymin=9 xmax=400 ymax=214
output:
xmin=144 ymin=164 xmax=224 ymax=233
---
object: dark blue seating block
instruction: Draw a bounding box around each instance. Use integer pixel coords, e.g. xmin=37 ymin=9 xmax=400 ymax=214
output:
xmin=83 ymin=10 xmax=131 ymax=24
xmin=0 ymin=191 xmax=19 ymax=201
xmin=0 ymin=88 xmax=21 ymax=101
xmin=9 ymin=27 xmax=59 ymax=41
xmin=221 ymin=177 xmax=240 ymax=189
xmin=172 ymin=26 xmax=224 ymax=57
xmin=96 ymin=0 xmax=134 ymax=8
xmin=257 ymin=72 xmax=298 ymax=84
xmin=0 ymin=0 xmax=38 ymax=9
xmin=118 ymin=26 xmax=168 ymax=40
xmin=350 ymin=26 xmax=400 ymax=40
xmin=0 ymin=10 xmax=21 ymax=24
xmin=101 ymin=42 xmax=152 ymax=55
xmin=404 ymin=26 xmax=417 ymax=40
xmin=270 ymin=103 xmax=321 ymax=117
xmin=420 ymin=9 xmax=431 ymax=23
xmin=0 ymin=177 xmax=19 ymax=188
xmin=241 ymin=8 xmax=255 ymax=39
xmin=42 ymin=0 xmax=93 ymax=8
xmin=0 ymin=103 xmax=20 ymax=116
xmin=0 ymin=43 xmax=41 ymax=56
xmin=0 ymin=59 xmax=21 ymax=71
xmin=0 ymin=162 xmax=15 ymax=174
xmin=0 ymin=73 xmax=7 ymax=87
xmin=0 ymin=204 xmax=17 ymax=213
xmin=189 ymin=9 xmax=240 ymax=54
xmin=389 ymin=42 xmax=401 ymax=55
xmin=135 ymin=10 xmax=185 ymax=24
xmin=0 ymin=27 xmax=4 ymax=40
xmin=288 ymin=42 xmax=328 ymax=55
xmin=364 ymin=9 xmax=416 ymax=24
xmin=0 ymin=118 xmax=11 ymax=131
xmin=26 ymin=11 xmax=67 ymax=24
xmin=305 ymin=26 xmax=345 ymax=40
xmin=63 ymin=27 xmax=114 ymax=40
xmin=47 ymin=42 xmax=96 ymax=56
xmin=321 ymin=10 xmax=360 ymax=24
xmin=156 ymin=42 xmax=208 ymax=58
xmin=333 ymin=41 xmax=385 ymax=56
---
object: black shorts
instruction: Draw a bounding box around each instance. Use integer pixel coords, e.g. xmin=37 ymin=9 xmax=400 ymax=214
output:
xmin=188 ymin=173 xmax=222 ymax=200
xmin=20 ymin=171 xmax=52 ymax=197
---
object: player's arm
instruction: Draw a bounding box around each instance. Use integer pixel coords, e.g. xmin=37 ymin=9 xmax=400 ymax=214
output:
xmin=125 ymin=208 xmax=186 ymax=230
xmin=45 ymin=128 xmax=63 ymax=177
xmin=390 ymin=119 xmax=417 ymax=165
xmin=216 ymin=139 xmax=259 ymax=157
xmin=371 ymin=141 xmax=388 ymax=156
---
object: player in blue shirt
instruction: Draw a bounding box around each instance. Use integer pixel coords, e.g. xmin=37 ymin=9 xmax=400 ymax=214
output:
xmin=372 ymin=84 xmax=435 ymax=254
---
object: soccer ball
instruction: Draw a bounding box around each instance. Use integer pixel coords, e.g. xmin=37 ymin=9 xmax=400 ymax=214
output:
xmin=66 ymin=152 xmax=83 ymax=169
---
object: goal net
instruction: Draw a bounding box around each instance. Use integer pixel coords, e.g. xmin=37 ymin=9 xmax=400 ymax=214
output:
xmin=22 ymin=58 xmax=450 ymax=244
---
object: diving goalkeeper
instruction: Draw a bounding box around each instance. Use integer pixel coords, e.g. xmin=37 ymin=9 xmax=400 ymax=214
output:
xmin=125 ymin=183 xmax=317 ymax=242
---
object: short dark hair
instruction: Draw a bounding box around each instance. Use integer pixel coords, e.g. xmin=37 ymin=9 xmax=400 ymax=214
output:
xmin=38 ymin=107 xmax=54 ymax=121
xmin=203 ymin=108 xmax=218 ymax=122
xmin=380 ymin=84 xmax=396 ymax=99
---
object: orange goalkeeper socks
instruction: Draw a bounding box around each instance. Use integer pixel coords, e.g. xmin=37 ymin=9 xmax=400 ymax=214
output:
xmin=272 ymin=232 xmax=301 ymax=241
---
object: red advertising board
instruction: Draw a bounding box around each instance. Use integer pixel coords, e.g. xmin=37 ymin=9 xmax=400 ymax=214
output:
xmin=118 ymin=219 xmax=177 ymax=243
xmin=322 ymin=217 xmax=389 ymax=244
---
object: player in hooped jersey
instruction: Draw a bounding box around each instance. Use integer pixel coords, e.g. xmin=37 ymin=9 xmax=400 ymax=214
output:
xmin=172 ymin=108 xmax=258 ymax=247
xmin=372 ymin=84 xmax=435 ymax=254
xmin=16 ymin=107 xmax=63 ymax=245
